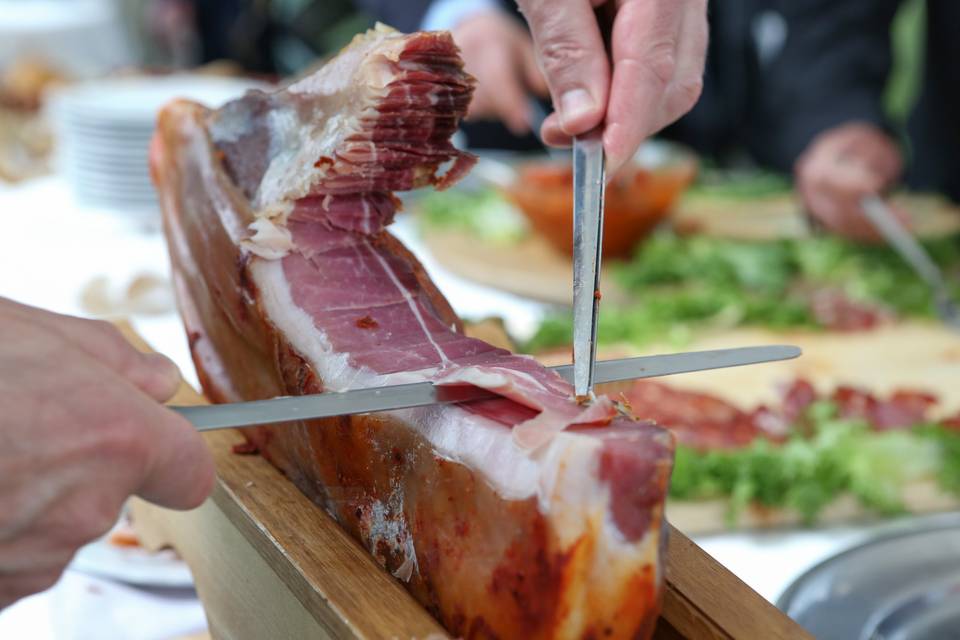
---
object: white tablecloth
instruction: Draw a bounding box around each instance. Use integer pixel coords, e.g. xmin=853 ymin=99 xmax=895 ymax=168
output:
xmin=0 ymin=175 xmax=896 ymax=637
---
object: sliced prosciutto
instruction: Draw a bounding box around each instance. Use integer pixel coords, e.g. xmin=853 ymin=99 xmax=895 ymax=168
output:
xmin=152 ymin=25 xmax=673 ymax=640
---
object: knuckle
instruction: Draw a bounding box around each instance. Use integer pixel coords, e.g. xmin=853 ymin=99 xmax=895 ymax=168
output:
xmin=672 ymin=74 xmax=703 ymax=113
xmin=89 ymin=318 xmax=125 ymax=344
xmin=645 ymin=42 xmax=677 ymax=88
xmin=538 ymin=37 xmax=589 ymax=78
xmin=91 ymin=320 xmax=137 ymax=363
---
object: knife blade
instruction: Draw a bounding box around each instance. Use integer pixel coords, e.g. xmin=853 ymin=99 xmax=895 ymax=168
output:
xmin=860 ymin=195 xmax=960 ymax=329
xmin=571 ymin=1 xmax=616 ymax=399
xmin=571 ymin=129 xmax=606 ymax=398
xmin=173 ymin=345 xmax=801 ymax=431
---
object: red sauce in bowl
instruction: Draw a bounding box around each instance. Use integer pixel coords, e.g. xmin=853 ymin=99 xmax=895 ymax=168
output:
xmin=506 ymin=158 xmax=696 ymax=258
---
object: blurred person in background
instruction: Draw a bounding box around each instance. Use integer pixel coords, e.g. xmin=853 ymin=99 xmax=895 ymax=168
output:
xmin=362 ymin=0 xmax=960 ymax=242
xmin=905 ymin=0 xmax=960 ymax=204
xmin=364 ymin=0 xmax=902 ymax=241
xmin=147 ymin=0 xmax=959 ymax=241
xmin=161 ymin=0 xmax=708 ymax=176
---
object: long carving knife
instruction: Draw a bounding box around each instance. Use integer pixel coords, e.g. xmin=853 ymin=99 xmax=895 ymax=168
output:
xmin=571 ymin=128 xmax=606 ymax=398
xmin=860 ymin=195 xmax=960 ymax=329
xmin=571 ymin=1 xmax=615 ymax=398
xmin=173 ymin=345 xmax=801 ymax=431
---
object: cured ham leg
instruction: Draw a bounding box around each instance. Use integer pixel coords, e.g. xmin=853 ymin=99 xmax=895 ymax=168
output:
xmin=152 ymin=25 xmax=674 ymax=640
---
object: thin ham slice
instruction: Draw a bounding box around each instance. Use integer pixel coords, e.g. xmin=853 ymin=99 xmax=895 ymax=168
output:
xmin=152 ymin=25 xmax=672 ymax=640
xmin=617 ymin=377 xmax=945 ymax=453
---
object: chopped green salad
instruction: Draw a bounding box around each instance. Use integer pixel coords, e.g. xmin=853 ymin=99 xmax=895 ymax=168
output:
xmin=671 ymin=401 xmax=960 ymax=525
xmin=416 ymin=188 xmax=527 ymax=245
xmin=414 ymin=184 xmax=960 ymax=351
xmin=527 ymin=232 xmax=960 ymax=351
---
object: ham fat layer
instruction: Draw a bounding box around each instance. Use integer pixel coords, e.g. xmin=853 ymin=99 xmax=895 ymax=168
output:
xmin=153 ymin=25 xmax=673 ymax=640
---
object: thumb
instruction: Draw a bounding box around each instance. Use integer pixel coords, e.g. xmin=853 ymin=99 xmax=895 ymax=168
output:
xmin=517 ymin=0 xmax=610 ymax=136
xmin=137 ymin=403 xmax=216 ymax=510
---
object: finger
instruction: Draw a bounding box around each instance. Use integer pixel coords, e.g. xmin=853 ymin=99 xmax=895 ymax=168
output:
xmin=541 ymin=112 xmax=572 ymax=147
xmin=821 ymin=123 xmax=903 ymax=186
xmin=800 ymin=160 xmax=885 ymax=241
xmin=137 ymin=405 xmax=216 ymax=510
xmin=658 ymin=0 xmax=708 ymax=128
xmin=887 ymin=202 xmax=913 ymax=231
xmin=517 ymin=0 xmax=609 ymax=135
xmin=0 ymin=541 xmax=75 ymax=574
xmin=0 ymin=570 xmax=62 ymax=608
xmin=47 ymin=354 xmax=215 ymax=512
xmin=603 ymin=0 xmax=704 ymax=174
xmin=24 ymin=312 xmax=182 ymax=403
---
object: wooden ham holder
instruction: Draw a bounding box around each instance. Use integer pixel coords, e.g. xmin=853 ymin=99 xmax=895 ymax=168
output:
xmin=120 ymin=324 xmax=810 ymax=639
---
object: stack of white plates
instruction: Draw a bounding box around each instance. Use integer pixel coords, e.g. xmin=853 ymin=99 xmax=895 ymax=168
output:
xmin=48 ymin=75 xmax=265 ymax=215
xmin=0 ymin=0 xmax=132 ymax=76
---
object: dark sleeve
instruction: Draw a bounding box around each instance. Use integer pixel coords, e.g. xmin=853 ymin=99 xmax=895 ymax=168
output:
xmin=749 ymin=0 xmax=902 ymax=172
xmin=906 ymin=0 xmax=960 ymax=201
xmin=352 ymin=0 xmax=435 ymax=33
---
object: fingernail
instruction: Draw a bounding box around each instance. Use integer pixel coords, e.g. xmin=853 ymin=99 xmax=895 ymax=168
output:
xmin=559 ymin=89 xmax=595 ymax=130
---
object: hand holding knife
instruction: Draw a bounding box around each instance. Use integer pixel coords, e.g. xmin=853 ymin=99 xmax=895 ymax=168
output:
xmin=571 ymin=1 xmax=615 ymax=399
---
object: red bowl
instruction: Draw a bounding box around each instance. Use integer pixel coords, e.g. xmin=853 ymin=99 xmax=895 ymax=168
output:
xmin=505 ymin=145 xmax=697 ymax=258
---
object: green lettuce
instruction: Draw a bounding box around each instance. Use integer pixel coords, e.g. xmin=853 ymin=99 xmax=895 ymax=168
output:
xmin=527 ymin=231 xmax=960 ymax=350
xmin=668 ymin=400 xmax=955 ymax=525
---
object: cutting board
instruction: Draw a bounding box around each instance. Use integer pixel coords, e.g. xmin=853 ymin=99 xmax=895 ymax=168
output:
xmin=583 ymin=321 xmax=960 ymax=418
xmin=119 ymin=323 xmax=809 ymax=639
xmin=546 ymin=321 xmax=960 ymax=533
xmin=420 ymin=227 xmax=628 ymax=305
xmin=673 ymin=191 xmax=960 ymax=240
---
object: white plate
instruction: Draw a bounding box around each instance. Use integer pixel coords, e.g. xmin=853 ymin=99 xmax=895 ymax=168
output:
xmin=65 ymin=155 xmax=151 ymax=170
xmin=66 ymin=162 xmax=151 ymax=177
xmin=69 ymin=517 xmax=194 ymax=589
xmin=50 ymin=74 xmax=267 ymax=126
xmin=67 ymin=172 xmax=151 ymax=186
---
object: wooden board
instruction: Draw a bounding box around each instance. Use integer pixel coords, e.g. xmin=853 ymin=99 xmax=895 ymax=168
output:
xmin=674 ymin=192 xmax=960 ymax=240
xmin=420 ymin=227 xmax=628 ymax=305
xmin=542 ymin=321 xmax=960 ymax=533
xmin=575 ymin=321 xmax=960 ymax=418
xmin=119 ymin=324 xmax=810 ymax=639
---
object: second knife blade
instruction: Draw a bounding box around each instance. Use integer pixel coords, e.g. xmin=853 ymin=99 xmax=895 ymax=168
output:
xmin=173 ymin=345 xmax=801 ymax=431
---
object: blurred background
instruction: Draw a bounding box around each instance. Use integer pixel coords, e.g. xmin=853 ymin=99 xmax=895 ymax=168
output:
xmin=1 ymin=1 xmax=959 ymax=639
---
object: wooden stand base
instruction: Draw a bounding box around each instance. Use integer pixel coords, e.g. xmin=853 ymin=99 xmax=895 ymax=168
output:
xmin=122 ymin=326 xmax=809 ymax=639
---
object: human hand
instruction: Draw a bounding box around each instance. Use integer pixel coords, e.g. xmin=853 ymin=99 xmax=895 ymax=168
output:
xmin=515 ymin=0 xmax=707 ymax=174
xmin=796 ymin=122 xmax=904 ymax=241
xmin=0 ymin=298 xmax=214 ymax=608
xmin=452 ymin=10 xmax=548 ymax=135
